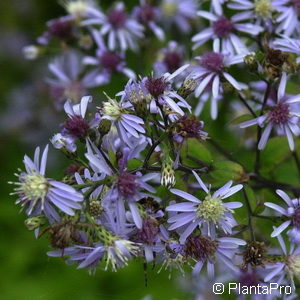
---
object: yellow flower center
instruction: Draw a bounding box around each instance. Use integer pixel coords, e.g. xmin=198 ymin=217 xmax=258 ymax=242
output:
xmin=197 ymin=196 xmax=226 ymax=223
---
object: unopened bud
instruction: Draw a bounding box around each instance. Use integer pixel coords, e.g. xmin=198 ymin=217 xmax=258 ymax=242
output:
xmin=25 ymin=216 xmax=46 ymax=231
xmin=178 ymin=78 xmax=197 ymax=98
xmin=89 ymin=199 xmax=104 ymax=218
xmin=99 ymin=119 xmax=112 ymax=136
xmin=244 ymin=53 xmax=258 ymax=72
xmin=161 ymin=156 xmax=176 ymax=188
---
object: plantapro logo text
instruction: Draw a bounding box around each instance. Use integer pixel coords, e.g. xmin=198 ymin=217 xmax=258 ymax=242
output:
xmin=213 ymin=282 xmax=293 ymax=295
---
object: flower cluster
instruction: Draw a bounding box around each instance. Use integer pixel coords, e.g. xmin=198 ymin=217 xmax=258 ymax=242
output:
xmin=14 ymin=0 xmax=300 ymax=298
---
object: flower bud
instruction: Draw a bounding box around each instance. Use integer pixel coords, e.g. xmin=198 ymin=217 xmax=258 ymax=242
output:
xmin=89 ymin=199 xmax=104 ymax=218
xmin=177 ymin=78 xmax=197 ymax=98
xmin=99 ymin=119 xmax=112 ymax=136
xmin=161 ymin=155 xmax=176 ymax=188
xmin=24 ymin=216 xmax=47 ymax=231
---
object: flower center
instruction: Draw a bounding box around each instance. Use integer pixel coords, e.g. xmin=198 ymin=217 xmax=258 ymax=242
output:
xmin=213 ymin=16 xmax=234 ymax=37
xmin=185 ymin=235 xmax=218 ymax=261
xmin=107 ymin=9 xmax=127 ymax=29
xmin=102 ymin=99 xmax=123 ymax=119
xmin=293 ymin=208 xmax=300 ymax=228
xmin=287 ymin=254 xmax=300 ymax=280
xmin=292 ymin=0 xmax=300 ymax=12
xmin=254 ymin=0 xmax=274 ymax=18
xmin=48 ymin=19 xmax=73 ymax=40
xmin=145 ymin=77 xmax=168 ymax=97
xmin=161 ymin=2 xmax=178 ymax=16
xmin=163 ymin=52 xmax=182 ymax=73
xmin=174 ymin=115 xmax=205 ymax=140
xmin=100 ymin=51 xmax=121 ymax=72
xmin=197 ymin=197 xmax=226 ymax=223
xmin=66 ymin=0 xmax=90 ymax=16
xmin=199 ymin=52 xmax=224 ymax=72
xmin=64 ymin=81 xmax=85 ymax=103
xmin=138 ymin=217 xmax=159 ymax=244
xmin=268 ymin=103 xmax=290 ymax=124
xmin=19 ymin=172 xmax=48 ymax=202
xmin=117 ymin=172 xmax=139 ymax=198
xmin=63 ymin=115 xmax=90 ymax=139
xmin=137 ymin=5 xmax=156 ymax=23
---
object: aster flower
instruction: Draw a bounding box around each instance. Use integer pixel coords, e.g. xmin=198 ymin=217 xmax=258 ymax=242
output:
xmin=133 ymin=0 xmax=165 ymax=41
xmin=142 ymin=64 xmax=191 ymax=116
xmin=192 ymin=8 xmax=263 ymax=54
xmin=104 ymin=171 xmax=158 ymax=229
xmin=81 ymin=2 xmax=144 ymax=51
xmin=274 ymin=0 xmax=300 ymax=36
xmin=47 ymin=51 xmax=100 ymax=105
xmin=264 ymin=231 xmax=300 ymax=289
xmin=10 ymin=145 xmax=83 ymax=221
xmin=186 ymin=235 xmax=246 ymax=277
xmin=160 ymin=0 xmax=198 ymax=33
xmin=83 ymin=30 xmax=136 ymax=84
xmin=273 ymin=36 xmax=300 ymax=63
xmin=61 ymin=96 xmax=98 ymax=141
xmin=239 ymin=72 xmax=300 ymax=150
xmin=49 ymin=230 xmax=140 ymax=272
xmin=191 ymin=42 xmax=245 ymax=119
xmin=100 ymin=93 xmax=145 ymax=146
xmin=172 ymin=115 xmax=208 ymax=144
xmin=166 ymin=171 xmax=243 ymax=242
xmin=228 ymin=0 xmax=277 ymax=26
xmin=153 ymin=41 xmax=186 ymax=77
xmin=265 ymin=189 xmax=300 ymax=243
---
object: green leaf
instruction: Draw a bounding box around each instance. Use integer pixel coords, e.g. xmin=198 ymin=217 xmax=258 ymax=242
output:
xmin=260 ymin=137 xmax=290 ymax=174
xmin=210 ymin=160 xmax=245 ymax=182
xmin=180 ymin=138 xmax=213 ymax=167
xmin=228 ymin=114 xmax=253 ymax=126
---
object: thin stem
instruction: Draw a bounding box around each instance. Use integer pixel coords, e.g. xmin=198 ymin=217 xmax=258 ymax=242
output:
xmin=98 ymin=147 xmax=118 ymax=174
xmin=238 ymin=93 xmax=257 ymax=118
xmin=292 ymin=151 xmax=300 ymax=180
xmin=242 ymin=188 xmax=255 ymax=241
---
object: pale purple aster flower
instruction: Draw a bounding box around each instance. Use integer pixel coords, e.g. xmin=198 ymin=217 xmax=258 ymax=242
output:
xmin=142 ymin=64 xmax=191 ymax=116
xmin=274 ymin=0 xmax=300 ymax=36
xmin=10 ymin=145 xmax=83 ymax=220
xmin=160 ymin=0 xmax=199 ymax=33
xmin=104 ymin=172 xmax=157 ymax=229
xmin=273 ymin=36 xmax=300 ymax=63
xmin=133 ymin=0 xmax=165 ymax=41
xmin=153 ymin=41 xmax=186 ymax=78
xmin=192 ymin=8 xmax=263 ymax=54
xmin=61 ymin=96 xmax=99 ymax=141
xmin=47 ymin=51 xmax=100 ymax=105
xmin=264 ymin=231 xmax=300 ymax=289
xmin=265 ymin=190 xmax=300 ymax=243
xmin=186 ymin=235 xmax=246 ymax=277
xmin=239 ymin=73 xmax=300 ymax=150
xmin=228 ymin=0 xmax=277 ymax=27
xmin=100 ymin=93 xmax=146 ymax=146
xmin=81 ymin=2 xmax=144 ymax=51
xmin=48 ymin=238 xmax=140 ymax=272
xmin=83 ymin=29 xmax=136 ymax=83
xmin=191 ymin=42 xmax=244 ymax=119
xmin=166 ymin=171 xmax=243 ymax=242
